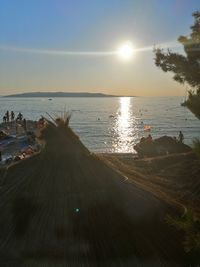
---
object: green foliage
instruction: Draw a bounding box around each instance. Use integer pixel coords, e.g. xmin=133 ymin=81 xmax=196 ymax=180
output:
xmin=166 ymin=210 xmax=200 ymax=253
xmin=193 ymin=138 xmax=200 ymax=158
xmin=154 ymin=11 xmax=200 ymax=119
xmin=154 ymin=48 xmax=200 ymax=89
xmin=182 ymin=90 xmax=200 ymax=119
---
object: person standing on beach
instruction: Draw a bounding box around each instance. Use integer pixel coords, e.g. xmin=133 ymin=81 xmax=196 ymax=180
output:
xmin=16 ymin=112 xmax=23 ymax=122
xmin=3 ymin=115 xmax=6 ymax=124
xmin=11 ymin=111 xmax=15 ymax=121
xmin=6 ymin=111 xmax=9 ymax=122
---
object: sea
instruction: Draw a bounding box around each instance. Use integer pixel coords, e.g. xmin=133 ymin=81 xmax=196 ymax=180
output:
xmin=0 ymin=96 xmax=199 ymax=153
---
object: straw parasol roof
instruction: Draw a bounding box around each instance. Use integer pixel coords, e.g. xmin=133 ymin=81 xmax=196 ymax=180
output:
xmin=0 ymin=117 xmax=185 ymax=266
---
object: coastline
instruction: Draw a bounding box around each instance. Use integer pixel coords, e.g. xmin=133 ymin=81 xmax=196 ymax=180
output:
xmin=0 ymin=97 xmax=199 ymax=149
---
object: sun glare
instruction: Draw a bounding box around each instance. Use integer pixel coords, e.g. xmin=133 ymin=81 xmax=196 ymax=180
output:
xmin=117 ymin=41 xmax=135 ymax=61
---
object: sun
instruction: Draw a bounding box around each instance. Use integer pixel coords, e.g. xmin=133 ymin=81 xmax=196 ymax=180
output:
xmin=117 ymin=41 xmax=135 ymax=61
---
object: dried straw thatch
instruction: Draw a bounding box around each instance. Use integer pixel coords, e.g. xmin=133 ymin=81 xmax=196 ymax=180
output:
xmin=0 ymin=117 xmax=185 ymax=266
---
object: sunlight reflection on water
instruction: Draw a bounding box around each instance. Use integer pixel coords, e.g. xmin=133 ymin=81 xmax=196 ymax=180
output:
xmin=112 ymin=97 xmax=139 ymax=153
xmin=1 ymin=96 xmax=199 ymax=152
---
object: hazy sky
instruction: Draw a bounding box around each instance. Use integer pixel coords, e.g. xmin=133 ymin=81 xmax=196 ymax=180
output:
xmin=0 ymin=0 xmax=199 ymax=96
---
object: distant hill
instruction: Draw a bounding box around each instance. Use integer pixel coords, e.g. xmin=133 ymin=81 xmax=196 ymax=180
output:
xmin=4 ymin=92 xmax=117 ymax=98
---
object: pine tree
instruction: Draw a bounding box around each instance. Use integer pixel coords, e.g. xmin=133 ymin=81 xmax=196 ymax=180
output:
xmin=154 ymin=11 xmax=200 ymax=119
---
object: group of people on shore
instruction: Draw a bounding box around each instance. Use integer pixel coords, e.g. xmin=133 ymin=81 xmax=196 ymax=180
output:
xmin=3 ymin=110 xmax=15 ymax=123
xmin=2 ymin=111 xmax=27 ymax=134
xmin=0 ymin=112 xmax=39 ymax=163
xmin=3 ymin=111 xmax=24 ymax=123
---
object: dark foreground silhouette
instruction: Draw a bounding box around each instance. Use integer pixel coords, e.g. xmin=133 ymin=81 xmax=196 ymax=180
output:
xmin=0 ymin=118 xmax=187 ymax=266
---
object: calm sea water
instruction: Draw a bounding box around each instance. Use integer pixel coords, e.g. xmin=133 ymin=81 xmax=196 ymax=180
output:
xmin=0 ymin=96 xmax=199 ymax=153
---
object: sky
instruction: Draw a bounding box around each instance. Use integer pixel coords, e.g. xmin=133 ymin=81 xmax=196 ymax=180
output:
xmin=0 ymin=0 xmax=199 ymax=96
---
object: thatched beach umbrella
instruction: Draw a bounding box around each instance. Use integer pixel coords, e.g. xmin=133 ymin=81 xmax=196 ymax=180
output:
xmin=0 ymin=117 xmax=185 ymax=266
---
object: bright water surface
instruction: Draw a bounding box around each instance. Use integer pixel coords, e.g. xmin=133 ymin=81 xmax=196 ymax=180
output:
xmin=0 ymin=96 xmax=199 ymax=153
